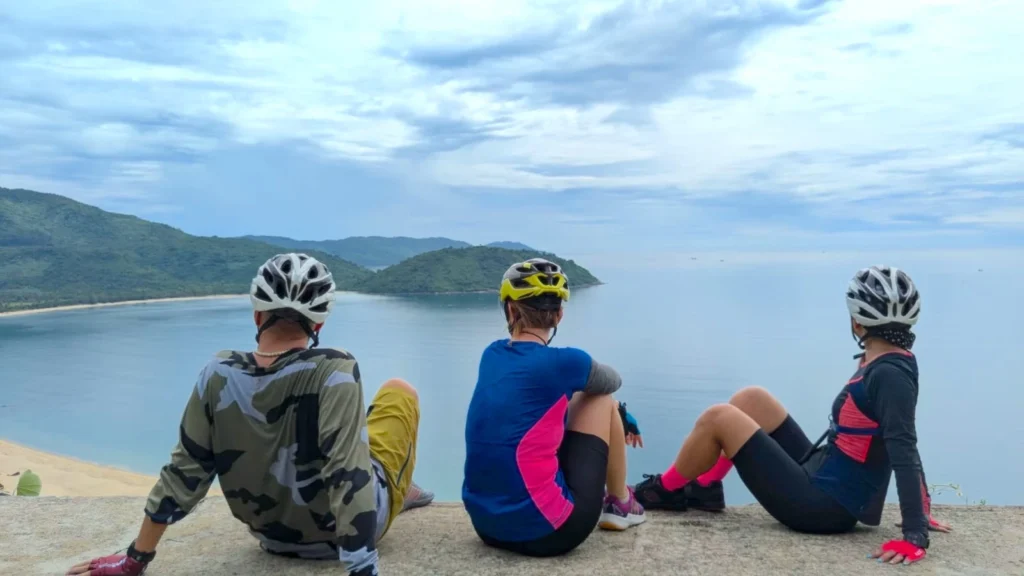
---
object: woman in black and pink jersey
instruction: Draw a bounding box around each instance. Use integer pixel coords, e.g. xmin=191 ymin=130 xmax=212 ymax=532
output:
xmin=632 ymin=265 xmax=951 ymax=566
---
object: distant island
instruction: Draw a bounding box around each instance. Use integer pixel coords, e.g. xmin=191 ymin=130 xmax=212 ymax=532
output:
xmin=0 ymin=187 xmax=599 ymax=313
xmin=484 ymin=241 xmax=535 ymax=252
xmin=246 ymin=236 xmax=538 ymax=268
xmin=244 ymin=235 xmax=471 ymax=269
xmin=352 ymin=246 xmax=599 ymax=295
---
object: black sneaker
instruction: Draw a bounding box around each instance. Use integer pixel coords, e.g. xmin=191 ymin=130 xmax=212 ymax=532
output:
xmin=632 ymin=474 xmax=726 ymax=512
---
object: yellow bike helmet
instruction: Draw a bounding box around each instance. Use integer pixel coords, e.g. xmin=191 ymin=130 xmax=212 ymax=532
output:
xmin=499 ymin=258 xmax=570 ymax=309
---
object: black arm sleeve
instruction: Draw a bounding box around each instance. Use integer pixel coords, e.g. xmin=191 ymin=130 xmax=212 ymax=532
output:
xmin=869 ymin=362 xmax=928 ymax=538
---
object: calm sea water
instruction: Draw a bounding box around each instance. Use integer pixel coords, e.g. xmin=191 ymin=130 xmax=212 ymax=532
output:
xmin=2 ymin=252 xmax=1022 ymax=506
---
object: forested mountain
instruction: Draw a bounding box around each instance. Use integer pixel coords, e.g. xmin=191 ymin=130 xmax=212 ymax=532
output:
xmin=353 ymin=246 xmax=600 ymax=294
xmin=0 ymin=188 xmax=371 ymax=312
xmin=246 ymin=235 xmax=470 ymax=268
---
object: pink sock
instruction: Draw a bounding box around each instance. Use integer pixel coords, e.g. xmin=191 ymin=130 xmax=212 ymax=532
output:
xmin=660 ymin=465 xmax=690 ymax=492
xmin=697 ymin=456 xmax=734 ymax=486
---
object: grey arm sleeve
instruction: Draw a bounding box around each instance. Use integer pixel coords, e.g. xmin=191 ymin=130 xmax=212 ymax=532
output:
xmin=583 ymin=360 xmax=622 ymax=395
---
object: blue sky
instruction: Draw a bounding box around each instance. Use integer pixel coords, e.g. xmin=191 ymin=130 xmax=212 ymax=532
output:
xmin=1 ymin=0 xmax=1022 ymax=257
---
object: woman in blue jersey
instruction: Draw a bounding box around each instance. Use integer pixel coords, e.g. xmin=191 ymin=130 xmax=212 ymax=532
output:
xmin=462 ymin=258 xmax=646 ymax=557
xmin=632 ymin=266 xmax=951 ymax=566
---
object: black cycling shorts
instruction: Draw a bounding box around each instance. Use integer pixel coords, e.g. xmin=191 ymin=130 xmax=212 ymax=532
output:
xmin=477 ymin=431 xmax=608 ymax=557
xmin=732 ymin=416 xmax=858 ymax=535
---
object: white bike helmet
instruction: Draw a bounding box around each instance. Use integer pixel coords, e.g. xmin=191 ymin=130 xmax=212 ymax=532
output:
xmin=845 ymin=265 xmax=920 ymax=327
xmin=250 ymin=253 xmax=336 ymax=345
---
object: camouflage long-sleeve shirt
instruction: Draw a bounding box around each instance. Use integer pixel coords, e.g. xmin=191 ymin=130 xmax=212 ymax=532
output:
xmin=145 ymin=348 xmax=381 ymax=575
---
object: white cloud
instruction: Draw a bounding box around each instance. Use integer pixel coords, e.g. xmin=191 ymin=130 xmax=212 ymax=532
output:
xmin=0 ymin=0 xmax=1021 ymax=241
xmin=637 ymin=0 xmax=1024 ymax=200
xmin=946 ymin=207 xmax=1024 ymax=227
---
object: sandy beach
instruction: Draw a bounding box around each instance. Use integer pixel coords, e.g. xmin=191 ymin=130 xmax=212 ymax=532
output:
xmin=0 ymin=440 xmax=221 ymax=497
xmin=0 ymin=294 xmax=247 ymax=318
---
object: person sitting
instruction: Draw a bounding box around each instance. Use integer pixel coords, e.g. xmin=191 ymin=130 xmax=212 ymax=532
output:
xmin=632 ymin=265 xmax=951 ymax=566
xmin=66 ymin=253 xmax=426 ymax=576
xmin=462 ymin=258 xmax=646 ymax=559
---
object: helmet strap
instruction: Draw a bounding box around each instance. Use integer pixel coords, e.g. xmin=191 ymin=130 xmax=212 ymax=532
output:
xmin=306 ymin=323 xmax=320 ymax=348
xmin=502 ymin=301 xmax=513 ymax=335
xmin=255 ymin=311 xmax=319 ymax=348
xmin=851 ymin=325 xmax=867 ymax=360
xmin=255 ymin=314 xmax=283 ymax=344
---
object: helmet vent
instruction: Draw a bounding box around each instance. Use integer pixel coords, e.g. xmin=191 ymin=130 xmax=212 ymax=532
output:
xmin=254 ymin=287 xmax=272 ymax=302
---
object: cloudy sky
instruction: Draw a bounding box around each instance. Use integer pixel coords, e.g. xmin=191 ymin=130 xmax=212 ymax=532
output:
xmin=1 ymin=0 xmax=1022 ymax=256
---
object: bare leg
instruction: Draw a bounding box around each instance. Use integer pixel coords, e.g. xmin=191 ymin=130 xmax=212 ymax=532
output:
xmin=635 ymin=392 xmax=782 ymax=511
xmin=378 ymin=377 xmax=419 ymax=398
xmin=607 ymin=398 xmax=628 ymax=501
xmin=693 ymin=386 xmax=792 ymax=467
xmin=670 ymin=404 xmax=760 ymax=479
xmin=728 ymin=386 xmax=789 ymax=433
xmin=567 ymin=393 xmax=628 ymax=501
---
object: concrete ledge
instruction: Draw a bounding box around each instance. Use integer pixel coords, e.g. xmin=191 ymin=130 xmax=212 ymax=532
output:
xmin=1 ymin=497 xmax=1022 ymax=575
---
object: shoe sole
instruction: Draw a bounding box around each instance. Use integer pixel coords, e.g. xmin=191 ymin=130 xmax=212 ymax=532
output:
xmin=691 ymin=500 xmax=726 ymax=512
xmin=402 ymin=493 xmax=435 ymax=511
xmin=640 ymin=498 xmax=727 ymax=512
xmin=598 ymin=512 xmax=647 ymax=531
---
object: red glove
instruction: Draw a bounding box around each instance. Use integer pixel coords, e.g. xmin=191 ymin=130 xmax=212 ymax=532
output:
xmin=922 ymin=487 xmax=952 ymax=531
xmin=923 ymin=490 xmax=938 ymax=528
xmin=80 ymin=554 xmax=147 ymax=575
xmin=881 ymin=540 xmax=927 ymax=564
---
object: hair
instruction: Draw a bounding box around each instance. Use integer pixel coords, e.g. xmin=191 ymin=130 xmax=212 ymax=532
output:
xmin=863 ymin=322 xmax=916 ymax=351
xmin=506 ymin=300 xmax=560 ymax=335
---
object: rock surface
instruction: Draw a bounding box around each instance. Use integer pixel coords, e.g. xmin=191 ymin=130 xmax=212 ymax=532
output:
xmin=2 ymin=497 xmax=1022 ymax=575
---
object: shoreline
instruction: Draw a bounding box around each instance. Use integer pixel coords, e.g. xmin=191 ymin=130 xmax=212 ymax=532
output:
xmin=0 ymin=294 xmax=248 ymax=318
xmin=3 ymin=440 xmax=136 ymax=497
xmin=0 ymin=439 xmax=222 ymax=497
xmin=0 ymin=284 xmax=605 ymax=317
xmin=362 ymin=282 xmax=604 ymax=297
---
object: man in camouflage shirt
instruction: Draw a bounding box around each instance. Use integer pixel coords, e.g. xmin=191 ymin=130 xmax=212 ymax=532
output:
xmin=66 ymin=254 xmax=425 ymax=576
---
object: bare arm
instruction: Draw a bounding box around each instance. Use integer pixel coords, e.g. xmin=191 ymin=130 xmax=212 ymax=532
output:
xmin=67 ymin=376 xmax=214 ymax=575
xmin=132 ymin=517 xmax=168 ymax=552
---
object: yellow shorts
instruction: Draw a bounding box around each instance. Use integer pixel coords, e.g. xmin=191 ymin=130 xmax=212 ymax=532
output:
xmin=367 ymin=384 xmax=419 ymax=538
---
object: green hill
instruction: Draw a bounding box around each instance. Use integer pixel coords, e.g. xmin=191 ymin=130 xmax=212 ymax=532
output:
xmin=486 ymin=241 xmax=535 ymax=251
xmin=353 ymin=246 xmax=600 ymax=295
xmin=0 ymin=188 xmax=372 ymax=312
xmin=245 ymin=235 xmax=470 ymax=268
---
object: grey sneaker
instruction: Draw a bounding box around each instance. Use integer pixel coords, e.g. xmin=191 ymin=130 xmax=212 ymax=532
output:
xmin=402 ymin=482 xmax=435 ymax=511
xmin=598 ymin=486 xmax=646 ymax=531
